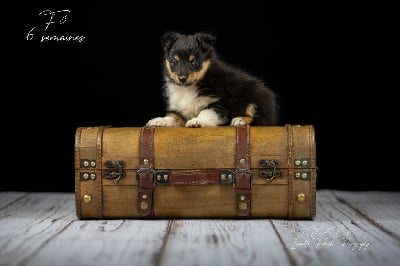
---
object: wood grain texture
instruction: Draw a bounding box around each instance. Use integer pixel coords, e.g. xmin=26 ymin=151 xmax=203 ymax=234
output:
xmin=26 ymin=220 xmax=171 ymax=266
xmin=272 ymin=190 xmax=400 ymax=266
xmin=1 ymin=190 xmax=399 ymax=266
xmin=158 ymin=220 xmax=292 ymax=266
xmin=0 ymin=193 xmax=76 ymax=265
xmin=76 ymin=126 xmax=317 ymax=219
xmin=0 ymin=191 xmax=28 ymax=209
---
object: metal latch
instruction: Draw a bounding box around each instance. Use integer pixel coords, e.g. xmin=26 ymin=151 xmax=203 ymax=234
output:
xmin=104 ymin=160 xmax=126 ymax=184
xmin=259 ymin=159 xmax=281 ymax=180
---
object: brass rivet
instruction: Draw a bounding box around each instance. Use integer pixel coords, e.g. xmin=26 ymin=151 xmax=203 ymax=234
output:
xmin=142 ymin=194 xmax=148 ymax=199
xmin=90 ymin=173 xmax=96 ymax=180
xmin=83 ymin=173 xmax=89 ymax=179
xmin=140 ymin=202 xmax=149 ymax=210
xmin=295 ymin=172 xmax=301 ymax=178
xmin=221 ymin=174 xmax=226 ymax=180
xmin=83 ymin=161 xmax=89 ymax=167
xmin=157 ymin=175 xmax=161 ymax=180
xmin=240 ymin=159 xmax=245 ymax=164
xmin=83 ymin=194 xmax=92 ymax=204
xmin=163 ymin=175 xmax=168 ymax=180
xmin=301 ymin=173 xmax=308 ymax=179
xmin=301 ymin=160 xmax=308 ymax=166
xmin=143 ymin=159 xmax=149 ymax=165
xmin=294 ymin=160 xmax=301 ymax=166
xmin=90 ymin=161 xmax=96 ymax=167
xmin=228 ymin=174 xmax=233 ymax=180
xmin=239 ymin=202 xmax=248 ymax=210
xmin=297 ymin=193 xmax=306 ymax=203
xmin=240 ymin=195 xmax=245 ymax=201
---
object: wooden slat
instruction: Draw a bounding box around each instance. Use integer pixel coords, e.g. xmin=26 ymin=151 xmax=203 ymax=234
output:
xmin=0 ymin=191 xmax=28 ymax=209
xmin=1 ymin=190 xmax=400 ymax=266
xmin=272 ymin=190 xmax=400 ymax=266
xmin=0 ymin=193 xmax=76 ymax=265
xmin=158 ymin=219 xmax=293 ymax=266
xmin=332 ymin=190 xmax=400 ymax=239
xmin=26 ymin=219 xmax=171 ymax=266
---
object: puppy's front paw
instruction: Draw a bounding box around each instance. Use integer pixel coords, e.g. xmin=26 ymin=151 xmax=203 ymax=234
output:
xmin=186 ymin=118 xmax=218 ymax=128
xmin=231 ymin=117 xmax=251 ymax=126
xmin=146 ymin=117 xmax=180 ymax=127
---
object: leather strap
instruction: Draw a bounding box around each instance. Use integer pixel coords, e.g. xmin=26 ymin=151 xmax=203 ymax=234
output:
xmin=137 ymin=127 xmax=155 ymax=217
xmin=169 ymin=170 xmax=220 ymax=185
xmin=286 ymin=124 xmax=294 ymax=219
xmin=234 ymin=125 xmax=252 ymax=217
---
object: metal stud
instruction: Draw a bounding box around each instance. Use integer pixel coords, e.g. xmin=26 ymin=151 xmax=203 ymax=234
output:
xmin=294 ymin=160 xmax=301 ymax=166
xmin=142 ymin=194 xmax=148 ymax=199
xmin=220 ymin=173 xmax=226 ymax=180
xmin=301 ymin=173 xmax=308 ymax=179
xmin=301 ymin=160 xmax=308 ymax=166
xmin=297 ymin=193 xmax=306 ymax=203
xmin=228 ymin=174 xmax=233 ymax=180
xmin=83 ymin=160 xmax=90 ymax=167
xmin=240 ymin=159 xmax=245 ymax=164
xmin=163 ymin=174 xmax=168 ymax=180
xmin=240 ymin=195 xmax=245 ymax=201
xmin=90 ymin=173 xmax=96 ymax=180
xmin=157 ymin=175 xmax=161 ymax=181
xmin=143 ymin=159 xmax=149 ymax=165
xmin=295 ymin=172 xmax=301 ymax=178
xmin=90 ymin=161 xmax=96 ymax=167
xmin=140 ymin=202 xmax=149 ymax=210
xmin=83 ymin=173 xmax=89 ymax=179
xmin=239 ymin=202 xmax=248 ymax=210
xmin=83 ymin=194 xmax=92 ymax=204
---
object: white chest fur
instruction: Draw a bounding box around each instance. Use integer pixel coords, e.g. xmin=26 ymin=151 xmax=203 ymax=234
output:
xmin=166 ymin=82 xmax=218 ymax=119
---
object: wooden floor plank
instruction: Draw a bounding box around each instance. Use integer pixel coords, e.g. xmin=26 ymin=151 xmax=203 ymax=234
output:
xmin=1 ymin=190 xmax=400 ymax=266
xmin=273 ymin=190 xmax=400 ymax=266
xmin=0 ymin=193 xmax=76 ymax=266
xmin=332 ymin=190 xmax=400 ymax=241
xmin=26 ymin=219 xmax=171 ymax=266
xmin=0 ymin=191 xmax=28 ymax=209
xmin=158 ymin=219 xmax=293 ymax=266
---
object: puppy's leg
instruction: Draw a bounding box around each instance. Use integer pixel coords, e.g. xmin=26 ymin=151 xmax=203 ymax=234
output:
xmin=186 ymin=109 xmax=226 ymax=127
xmin=231 ymin=117 xmax=252 ymax=126
xmin=230 ymin=103 xmax=256 ymax=126
xmin=146 ymin=112 xmax=185 ymax=127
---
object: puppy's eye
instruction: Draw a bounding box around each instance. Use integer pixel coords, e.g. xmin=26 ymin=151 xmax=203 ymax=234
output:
xmin=190 ymin=60 xmax=199 ymax=68
xmin=171 ymin=60 xmax=178 ymax=66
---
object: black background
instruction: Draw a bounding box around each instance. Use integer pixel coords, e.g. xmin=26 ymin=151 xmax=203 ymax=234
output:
xmin=5 ymin=2 xmax=394 ymax=192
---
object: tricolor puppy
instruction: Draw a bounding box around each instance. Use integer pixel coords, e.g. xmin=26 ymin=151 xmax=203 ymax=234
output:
xmin=146 ymin=32 xmax=278 ymax=127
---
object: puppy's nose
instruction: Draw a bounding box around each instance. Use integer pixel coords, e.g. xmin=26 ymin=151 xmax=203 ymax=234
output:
xmin=178 ymin=76 xmax=187 ymax=83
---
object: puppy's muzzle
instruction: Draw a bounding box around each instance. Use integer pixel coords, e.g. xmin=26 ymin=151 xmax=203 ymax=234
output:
xmin=178 ymin=75 xmax=187 ymax=84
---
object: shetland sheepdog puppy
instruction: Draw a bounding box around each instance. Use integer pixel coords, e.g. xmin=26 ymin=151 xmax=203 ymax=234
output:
xmin=146 ymin=32 xmax=278 ymax=127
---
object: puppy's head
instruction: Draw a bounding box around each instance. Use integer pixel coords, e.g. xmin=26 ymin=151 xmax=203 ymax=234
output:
xmin=162 ymin=32 xmax=216 ymax=86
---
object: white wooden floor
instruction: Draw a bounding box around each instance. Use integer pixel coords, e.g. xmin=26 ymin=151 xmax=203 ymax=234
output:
xmin=0 ymin=190 xmax=399 ymax=266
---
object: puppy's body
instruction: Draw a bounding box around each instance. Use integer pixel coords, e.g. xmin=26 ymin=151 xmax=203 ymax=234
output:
xmin=147 ymin=32 xmax=278 ymax=127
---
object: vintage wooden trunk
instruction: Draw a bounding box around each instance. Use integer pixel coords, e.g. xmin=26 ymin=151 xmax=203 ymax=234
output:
xmin=75 ymin=125 xmax=317 ymax=219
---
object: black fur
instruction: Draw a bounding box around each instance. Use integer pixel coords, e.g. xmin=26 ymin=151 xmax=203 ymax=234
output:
xmin=147 ymin=32 xmax=278 ymax=127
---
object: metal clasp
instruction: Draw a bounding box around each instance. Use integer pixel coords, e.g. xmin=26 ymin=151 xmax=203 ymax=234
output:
xmin=104 ymin=160 xmax=126 ymax=184
xmin=259 ymin=159 xmax=280 ymax=180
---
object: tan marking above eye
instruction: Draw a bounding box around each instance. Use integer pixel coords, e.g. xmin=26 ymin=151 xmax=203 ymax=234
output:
xmin=189 ymin=54 xmax=195 ymax=61
xmin=186 ymin=60 xmax=211 ymax=84
xmin=174 ymin=54 xmax=180 ymax=61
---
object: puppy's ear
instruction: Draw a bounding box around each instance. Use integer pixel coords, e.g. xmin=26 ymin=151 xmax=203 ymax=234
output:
xmin=162 ymin=32 xmax=179 ymax=51
xmin=195 ymin=33 xmax=216 ymax=50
